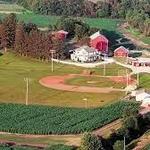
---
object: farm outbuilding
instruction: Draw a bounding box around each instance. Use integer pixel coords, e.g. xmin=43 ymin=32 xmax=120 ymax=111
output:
xmin=128 ymin=57 xmax=150 ymax=67
xmin=131 ymin=90 xmax=150 ymax=108
xmin=90 ymin=31 xmax=108 ymax=54
xmin=54 ymin=30 xmax=68 ymax=40
xmin=70 ymin=46 xmax=99 ymax=63
xmin=114 ymin=46 xmax=129 ymax=57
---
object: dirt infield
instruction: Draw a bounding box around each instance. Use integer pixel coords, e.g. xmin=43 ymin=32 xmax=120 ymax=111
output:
xmin=39 ymin=74 xmax=127 ymax=93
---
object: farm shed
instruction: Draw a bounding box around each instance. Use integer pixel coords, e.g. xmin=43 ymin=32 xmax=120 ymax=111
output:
xmin=114 ymin=46 xmax=129 ymax=57
xmin=141 ymin=97 xmax=150 ymax=107
xmin=128 ymin=57 xmax=150 ymax=67
xmin=70 ymin=46 xmax=99 ymax=63
xmin=54 ymin=30 xmax=68 ymax=40
xmin=135 ymin=92 xmax=150 ymax=102
xmin=90 ymin=31 xmax=108 ymax=54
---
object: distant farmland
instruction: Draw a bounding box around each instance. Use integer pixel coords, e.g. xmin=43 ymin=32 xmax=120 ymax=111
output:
xmin=0 ymin=1 xmax=29 ymax=14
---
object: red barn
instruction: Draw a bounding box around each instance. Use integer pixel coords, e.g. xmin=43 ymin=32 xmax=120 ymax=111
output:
xmin=90 ymin=31 xmax=109 ymax=54
xmin=114 ymin=46 xmax=129 ymax=57
xmin=55 ymin=30 xmax=68 ymax=40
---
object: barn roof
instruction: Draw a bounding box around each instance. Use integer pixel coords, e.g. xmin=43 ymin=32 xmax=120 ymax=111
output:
xmin=90 ymin=31 xmax=108 ymax=42
xmin=114 ymin=46 xmax=129 ymax=53
xmin=57 ymin=30 xmax=69 ymax=35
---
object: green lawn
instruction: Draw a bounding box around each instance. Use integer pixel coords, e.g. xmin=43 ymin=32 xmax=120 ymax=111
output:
xmin=139 ymin=74 xmax=150 ymax=89
xmin=0 ymin=53 xmax=126 ymax=108
xmin=66 ymin=76 xmax=125 ymax=89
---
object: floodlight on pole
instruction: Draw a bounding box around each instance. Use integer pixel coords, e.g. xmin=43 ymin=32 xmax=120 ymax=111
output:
xmin=50 ymin=50 xmax=55 ymax=72
xmin=136 ymin=67 xmax=140 ymax=87
xmin=83 ymin=98 xmax=88 ymax=108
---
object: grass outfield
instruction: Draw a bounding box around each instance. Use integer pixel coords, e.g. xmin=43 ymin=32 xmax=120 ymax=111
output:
xmin=139 ymin=74 xmax=150 ymax=89
xmin=0 ymin=102 xmax=139 ymax=134
xmin=0 ymin=53 xmax=127 ymax=107
xmin=66 ymin=76 xmax=125 ymax=89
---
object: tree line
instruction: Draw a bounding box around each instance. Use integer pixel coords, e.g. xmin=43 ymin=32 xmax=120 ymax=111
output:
xmin=14 ymin=0 xmax=150 ymax=37
xmin=1 ymin=0 xmax=149 ymax=37
xmin=14 ymin=0 xmax=149 ymax=18
xmin=0 ymin=14 xmax=66 ymax=60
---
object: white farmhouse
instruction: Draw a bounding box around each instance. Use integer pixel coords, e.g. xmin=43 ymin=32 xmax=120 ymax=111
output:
xmin=70 ymin=46 xmax=99 ymax=63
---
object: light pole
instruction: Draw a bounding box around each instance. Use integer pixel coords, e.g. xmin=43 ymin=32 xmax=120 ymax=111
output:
xmin=24 ymin=77 xmax=31 ymax=106
xmin=136 ymin=67 xmax=140 ymax=87
xmin=50 ymin=50 xmax=55 ymax=72
xmin=103 ymin=63 xmax=106 ymax=76
xmin=103 ymin=54 xmax=107 ymax=76
xmin=83 ymin=98 xmax=88 ymax=108
xmin=126 ymin=69 xmax=129 ymax=87
xmin=124 ymin=136 xmax=126 ymax=150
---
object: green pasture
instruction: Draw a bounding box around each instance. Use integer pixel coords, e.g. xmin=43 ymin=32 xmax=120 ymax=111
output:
xmin=0 ymin=53 xmax=127 ymax=107
xmin=0 ymin=12 xmax=120 ymax=29
xmin=125 ymin=27 xmax=150 ymax=45
xmin=66 ymin=76 xmax=125 ymax=89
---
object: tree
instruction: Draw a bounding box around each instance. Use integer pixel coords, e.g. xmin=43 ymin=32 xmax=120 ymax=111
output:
xmin=1 ymin=13 xmax=17 ymax=51
xmin=75 ymin=23 xmax=90 ymax=40
xmin=14 ymin=22 xmax=25 ymax=55
xmin=122 ymin=107 xmax=139 ymax=131
xmin=51 ymin=37 xmax=66 ymax=60
xmin=79 ymin=133 xmax=104 ymax=150
xmin=96 ymin=2 xmax=111 ymax=18
xmin=24 ymin=23 xmax=38 ymax=34
xmin=56 ymin=17 xmax=90 ymax=39
xmin=113 ymin=140 xmax=124 ymax=150
xmin=143 ymin=17 xmax=150 ymax=36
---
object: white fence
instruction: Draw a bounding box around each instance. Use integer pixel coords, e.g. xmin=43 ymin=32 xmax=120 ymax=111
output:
xmin=52 ymin=58 xmax=114 ymax=68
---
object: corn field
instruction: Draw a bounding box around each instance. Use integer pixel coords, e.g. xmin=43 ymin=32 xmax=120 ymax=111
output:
xmin=0 ymin=102 xmax=139 ymax=134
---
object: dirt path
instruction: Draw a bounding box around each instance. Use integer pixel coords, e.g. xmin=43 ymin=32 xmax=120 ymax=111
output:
xmin=0 ymin=119 xmax=122 ymax=147
xmin=120 ymin=23 xmax=150 ymax=49
xmin=133 ymin=134 xmax=150 ymax=150
xmin=39 ymin=74 xmax=125 ymax=94
xmin=93 ymin=119 xmax=122 ymax=137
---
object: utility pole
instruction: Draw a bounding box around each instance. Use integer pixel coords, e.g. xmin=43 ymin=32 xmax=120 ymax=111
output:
xmin=103 ymin=63 xmax=106 ymax=76
xmin=124 ymin=136 xmax=126 ymax=150
xmin=126 ymin=69 xmax=129 ymax=87
xmin=24 ymin=77 xmax=30 ymax=106
xmin=137 ymin=72 xmax=140 ymax=87
xmin=103 ymin=54 xmax=107 ymax=76
xmin=126 ymin=69 xmax=129 ymax=95
xmin=50 ymin=50 xmax=55 ymax=72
